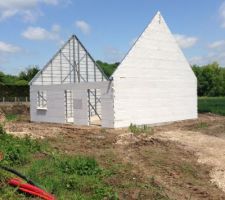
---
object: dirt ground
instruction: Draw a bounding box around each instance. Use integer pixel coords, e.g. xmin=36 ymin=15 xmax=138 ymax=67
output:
xmin=3 ymin=113 xmax=225 ymax=200
xmin=0 ymin=109 xmax=5 ymax=123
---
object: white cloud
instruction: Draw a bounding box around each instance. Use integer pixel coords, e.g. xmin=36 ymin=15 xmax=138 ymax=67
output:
xmin=0 ymin=9 xmax=18 ymax=21
xmin=189 ymin=56 xmax=205 ymax=65
xmin=0 ymin=1 xmax=38 ymax=10
xmin=22 ymin=10 xmax=43 ymax=23
xmin=104 ymin=47 xmax=124 ymax=63
xmin=22 ymin=27 xmax=53 ymax=40
xmin=219 ymin=2 xmax=225 ymax=28
xmin=191 ymin=38 xmax=225 ymax=66
xmin=0 ymin=0 xmax=63 ymax=22
xmin=0 ymin=41 xmax=22 ymax=69
xmin=52 ymin=24 xmax=61 ymax=33
xmin=41 ymin=0 xmax=59 ymax=5
xmin=189 ymin=52 xmax=225 ymax=67
xmin=209 ymin=40 xmax=225 ymax=49
xmin=75 ymin=20 xmax=91 ymax=35
xmin=0 ymin=41 xmax=21 ymax=53
xmin=174 ymin=34 xmax=198 ymax=49
xmin=22 ymin=25 xmax=61 ymax=41
xmin=0 ymin=57 xmax=7 ymax=66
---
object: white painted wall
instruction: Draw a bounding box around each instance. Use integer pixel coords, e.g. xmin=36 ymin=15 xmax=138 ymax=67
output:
xmin=112 ymin=12 xmax=197 ymax=128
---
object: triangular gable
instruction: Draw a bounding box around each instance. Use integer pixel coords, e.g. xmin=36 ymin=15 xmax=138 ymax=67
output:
xmin=112 ymin=11 xmax=196 ymax=80
xmin=30 ymin=35 xmax=108 ymax=85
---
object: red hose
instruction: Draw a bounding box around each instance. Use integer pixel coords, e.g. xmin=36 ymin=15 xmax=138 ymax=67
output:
xmin=8 ymin=178 xmax=56 ymax=200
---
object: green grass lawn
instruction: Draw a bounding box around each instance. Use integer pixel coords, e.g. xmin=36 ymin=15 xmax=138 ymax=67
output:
xmin=198 ymin=97 xmax=225 ymax=116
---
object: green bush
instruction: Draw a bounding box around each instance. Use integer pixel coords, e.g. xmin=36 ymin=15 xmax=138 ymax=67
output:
xmin=0 ymin=85 xmax=29 ymax=98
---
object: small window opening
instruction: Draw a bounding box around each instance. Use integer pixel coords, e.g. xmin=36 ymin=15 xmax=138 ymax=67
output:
xmin=37 ymin=91 xmax=47 ymax=109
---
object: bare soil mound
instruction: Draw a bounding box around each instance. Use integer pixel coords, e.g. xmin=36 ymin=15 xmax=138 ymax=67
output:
xmin=0 ymin=104 xmax=29 ymax=115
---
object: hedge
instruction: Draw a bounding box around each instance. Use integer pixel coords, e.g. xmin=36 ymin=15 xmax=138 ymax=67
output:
xmin=0 ymin=85 xmax=29 ymax=98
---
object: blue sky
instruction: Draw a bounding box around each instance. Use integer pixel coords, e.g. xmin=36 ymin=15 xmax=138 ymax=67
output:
xmin=0 ymin=0 xmax=225 ymax=74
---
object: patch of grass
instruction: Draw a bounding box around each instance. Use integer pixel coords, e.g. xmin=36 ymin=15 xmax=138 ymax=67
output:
xmin=145 ymin=177 xmax=170 ymax=200
xmin=57 ymin=155 xmax=102 ymax=176
xmin=0 ymin=171 xmax=24 ymax=200
xmin=179 ymin=162 xmax=198 ymax=179
xmin=22 ymin=155 xmax=118 ymax=200
xmin=5 ymin=114 xmax=18 ymax=122
xmin=0 ymin=126 xmax=118 ymax=199
xmin=129 ymin=123 xmax=154 ymax=135
xmin=0 ymin=124 xmax=5 ymax=135
xmin=198 ymin=97 xmax=225 ymax=116
xmin=100 ymin=128 xmax=107 ymax=134
xmin=195 ymin=122 xmax=209 ymax=129
xmin=0 ymin=131 xmax=43 ymax=166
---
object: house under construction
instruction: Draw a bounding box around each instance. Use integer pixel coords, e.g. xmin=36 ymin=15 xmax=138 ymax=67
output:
xmin=30 ymin=12 xmax=197 ymax=128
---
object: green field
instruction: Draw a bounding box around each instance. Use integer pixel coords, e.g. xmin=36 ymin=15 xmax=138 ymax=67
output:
xmin=198 ymin=97 xmax=225 ymax=116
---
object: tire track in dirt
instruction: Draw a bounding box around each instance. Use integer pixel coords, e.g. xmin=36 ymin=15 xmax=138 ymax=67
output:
xmin=156 ymin=130 xmax=225 ymax=193
xmin=115 ymin=132 xmax=225 ymax=200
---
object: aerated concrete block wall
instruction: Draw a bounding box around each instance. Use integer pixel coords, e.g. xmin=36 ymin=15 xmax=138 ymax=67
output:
xmin=111 ymin=12 xmax=198 ymax=128
xmin=30 ymin=82 xmax=114 ymax=128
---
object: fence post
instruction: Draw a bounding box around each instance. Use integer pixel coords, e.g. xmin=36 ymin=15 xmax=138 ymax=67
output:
xmin=0 ymin=97 xmax=29 ymax=103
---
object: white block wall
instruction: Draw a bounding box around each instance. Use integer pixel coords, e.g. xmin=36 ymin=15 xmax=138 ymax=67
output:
xmin=30 ymin=87 xmax=65 ymax=123
xmin=30 ymin=82 xmax=114 ymax=127
xmin=112 ymin=12 xmax=197 ymax=128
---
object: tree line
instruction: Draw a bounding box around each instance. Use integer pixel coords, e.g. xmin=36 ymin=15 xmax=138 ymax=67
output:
xmin=0 ymin=66 xmax=39 ymax=86
xmin=192 ymin=62 xmax=225 ymax=96
xmin=0 ymin=62 xmax=224 ymax=97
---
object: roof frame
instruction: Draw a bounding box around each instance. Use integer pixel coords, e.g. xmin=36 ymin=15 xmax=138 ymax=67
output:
xmin=29 ymin=35 xmax=108 ymax=85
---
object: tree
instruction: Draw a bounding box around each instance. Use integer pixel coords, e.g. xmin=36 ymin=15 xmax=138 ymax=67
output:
xmin=96 ymin=60 xmax=119 ymax=77
xmin=15 ymin=80 xmax=28 ymax=85
xmin=0 ymin=72 xmax=4 ymax=85
xmin=192 ymin=62 xmax=225 ymax=97
xmin=19 ymin=66 xmax=39 ymax=82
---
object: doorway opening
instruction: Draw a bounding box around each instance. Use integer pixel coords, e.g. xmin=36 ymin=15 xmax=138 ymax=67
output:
xmin=65 ymin=90 xmax=74 ymax=123
xmin=87 ymin=89 xmax=101 ymax=126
